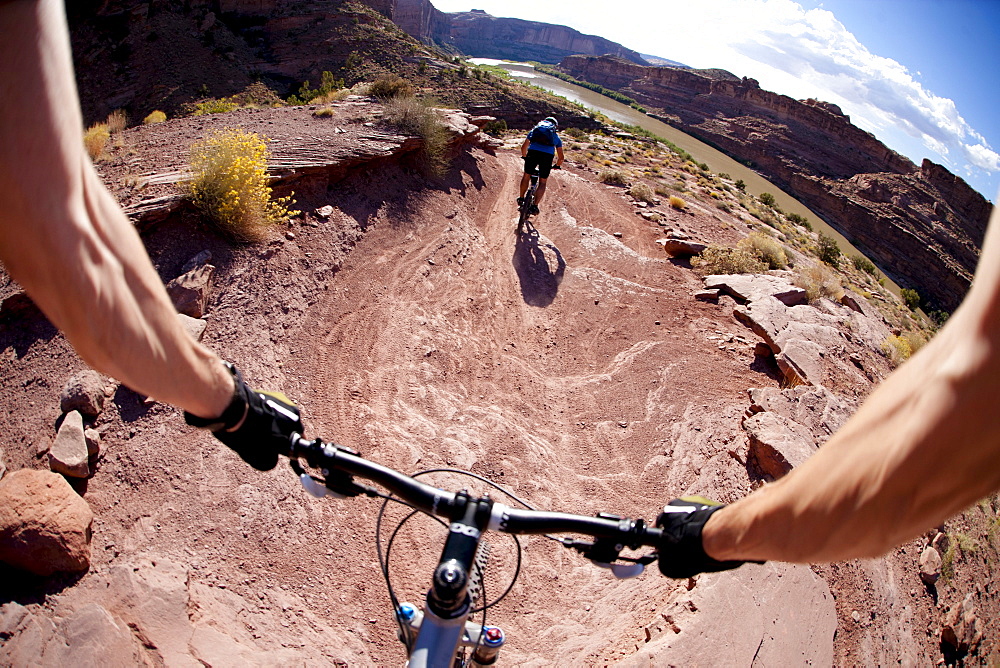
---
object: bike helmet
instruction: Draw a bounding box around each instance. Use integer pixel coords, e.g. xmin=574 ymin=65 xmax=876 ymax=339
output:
xmin=544 ymin=116 xmax=558 ymax=128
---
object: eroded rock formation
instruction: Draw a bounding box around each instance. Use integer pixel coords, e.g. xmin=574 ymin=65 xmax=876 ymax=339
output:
xmin=560 ymin=55 xmax=992 ymax=312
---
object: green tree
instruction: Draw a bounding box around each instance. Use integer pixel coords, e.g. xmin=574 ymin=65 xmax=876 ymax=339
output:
xmin=759 ymin=192 xmax=776 ymax=207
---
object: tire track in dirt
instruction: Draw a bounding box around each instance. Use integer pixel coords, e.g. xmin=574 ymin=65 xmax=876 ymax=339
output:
xmin=288 ymin=149 xmax=773 ymax=664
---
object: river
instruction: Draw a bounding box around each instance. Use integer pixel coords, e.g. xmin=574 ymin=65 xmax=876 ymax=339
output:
xmin=474 ymin=59 xmax=889 ymax=285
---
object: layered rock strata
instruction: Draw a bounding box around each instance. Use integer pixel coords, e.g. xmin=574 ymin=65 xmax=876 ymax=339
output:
xmin=560 ymin=55 xmax=992 ymax=312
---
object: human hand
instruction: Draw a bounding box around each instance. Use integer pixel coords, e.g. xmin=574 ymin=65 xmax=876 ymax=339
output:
xmin=655 ymin=496 xmax=747 ymax=578
xmin=185 ymin=363 xmax=302 ymax=470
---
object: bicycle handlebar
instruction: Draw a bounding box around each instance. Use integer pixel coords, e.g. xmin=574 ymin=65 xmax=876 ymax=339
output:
xmin=288 ymin=434 xmax=662 ymax=550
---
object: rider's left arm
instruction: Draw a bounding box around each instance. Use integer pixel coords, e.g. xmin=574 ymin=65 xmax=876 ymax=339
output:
xmin=520 ymin=137 xmax=530 ymax=157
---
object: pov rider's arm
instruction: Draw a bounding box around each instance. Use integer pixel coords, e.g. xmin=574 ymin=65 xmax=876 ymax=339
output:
xmin=656 ymin=496 xmax=751 ymax=578
xmin=185 ymin=363 xmax=303 ymax=471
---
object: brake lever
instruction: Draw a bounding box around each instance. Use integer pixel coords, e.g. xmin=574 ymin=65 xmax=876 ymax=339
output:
xmin=590 ymin=561 xmax=645 ymax=579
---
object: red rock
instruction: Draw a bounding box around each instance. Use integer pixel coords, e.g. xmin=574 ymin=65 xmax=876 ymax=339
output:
xmin=0 ymin=469 xmax=93 ymax=575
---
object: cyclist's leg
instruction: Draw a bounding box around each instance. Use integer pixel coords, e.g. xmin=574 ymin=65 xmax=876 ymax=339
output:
xmin=533 ymin=154 xmax=555 ymax=207
xmin=534 ymin=177 xmax=549 ymax=205
xmin=520 ymin=152 xmax=542 ymax=200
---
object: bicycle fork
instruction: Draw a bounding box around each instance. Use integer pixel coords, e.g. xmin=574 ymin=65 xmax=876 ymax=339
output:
xmin=398 ymin=492 xmax=505 ymax=667
xmin=397 ymin=603 xmax=505 ymax=666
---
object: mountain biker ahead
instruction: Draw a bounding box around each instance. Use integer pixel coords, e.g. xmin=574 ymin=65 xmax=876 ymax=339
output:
xmin=519 ymin=116 xmax=564 ymax=215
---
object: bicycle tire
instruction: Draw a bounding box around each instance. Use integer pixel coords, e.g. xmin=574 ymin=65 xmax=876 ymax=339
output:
xmin=467 ymin=540 xmax=491 ymax=609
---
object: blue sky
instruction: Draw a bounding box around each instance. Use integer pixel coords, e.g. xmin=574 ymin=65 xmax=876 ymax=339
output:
xmin=432 ymin=0 xmax=1000 ymax=202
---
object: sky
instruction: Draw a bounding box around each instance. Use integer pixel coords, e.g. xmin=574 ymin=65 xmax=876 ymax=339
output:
xmin=432 ymin=0 xmax=1000 ymax=202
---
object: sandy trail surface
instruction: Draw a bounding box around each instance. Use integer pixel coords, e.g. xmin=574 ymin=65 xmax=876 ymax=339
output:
xmin=3 ymin=120 xmax=983 ymax=664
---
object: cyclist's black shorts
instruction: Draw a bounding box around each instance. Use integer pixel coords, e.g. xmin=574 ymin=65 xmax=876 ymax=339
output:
xmin=523 ymin=149 xmax=555 ymax=179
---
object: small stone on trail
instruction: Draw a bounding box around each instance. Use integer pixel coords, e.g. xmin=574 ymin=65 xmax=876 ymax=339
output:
xmin=60 ymin=370 xmax=105 ymax=418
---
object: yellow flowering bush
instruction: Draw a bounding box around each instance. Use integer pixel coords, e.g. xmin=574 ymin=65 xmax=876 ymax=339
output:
xmin=187 ymin=128 xmax=297 ymax=242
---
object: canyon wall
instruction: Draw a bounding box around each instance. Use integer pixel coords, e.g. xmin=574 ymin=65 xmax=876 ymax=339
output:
xmin=561 ymin=55 xmax=991 ymax=312
xmin=380 ymin=1 xmax=645 ymax=64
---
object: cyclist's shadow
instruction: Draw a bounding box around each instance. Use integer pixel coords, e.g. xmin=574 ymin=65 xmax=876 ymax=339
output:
xmin=512 ymin=226 xmax=565 ymax=307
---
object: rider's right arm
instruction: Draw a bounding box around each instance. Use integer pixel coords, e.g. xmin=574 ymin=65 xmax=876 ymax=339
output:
xmin=702 ymin=203 xmax=1000 ymax=564
xmin=0 ymin=0 xmax=232 ymax=419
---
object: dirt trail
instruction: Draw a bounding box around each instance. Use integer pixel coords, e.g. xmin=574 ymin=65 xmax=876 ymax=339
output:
xmin=5 ymin=129 xmax=951 ymax=665
xmin=267 ymin=150 xmax=774 ymax=664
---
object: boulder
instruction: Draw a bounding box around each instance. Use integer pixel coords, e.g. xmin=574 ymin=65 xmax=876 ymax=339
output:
xmin=776 ymin=338 xmax=826 ymax=386
xmin=179 ymin=250 xmax=213 ymax=274
xmin=941 ymin=593 xmax=982 ymax=654
xmin=167 ymin=263 xmax=215 ymax=318
xmin=60 ymin=369 xmax=105 ymax=417
xmin=178 ymin=313 xmax=208 ymax=341
xmin=747 ymin=386 xmax=855 ymax=442
xmin=918 ymin=546 xmax=942 ymax=584
xmin=0 ymin=469 xmax=93 ymax=575
xmin=84 ymin=428 xmax=101 ymax=458
xmin=704 ymin=274 xmax=807 ymax=305
xmin=743 ymin=412 xmax=817 ymax=479
xmin=50 ymin=410 xmax=90 ymax=478
xmin=657 ymin=237 xmax=707 ymax=257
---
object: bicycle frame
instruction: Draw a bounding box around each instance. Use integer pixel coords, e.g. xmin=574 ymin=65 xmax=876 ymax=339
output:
xmin=288 ymin=434 xmax=661 ymax=667
xmin=517 ymin=171 xmax=539 ymax=236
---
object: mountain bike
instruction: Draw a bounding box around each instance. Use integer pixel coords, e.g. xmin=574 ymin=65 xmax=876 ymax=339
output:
xmin=287 ymin=432 xmax=663 ymax=667
xmin=517 ymin=162 xmax=560 ymax=236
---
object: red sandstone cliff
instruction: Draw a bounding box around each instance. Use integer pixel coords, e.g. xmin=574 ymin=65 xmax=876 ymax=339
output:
xmin=560 ymin=55 xmax=992 ymax=312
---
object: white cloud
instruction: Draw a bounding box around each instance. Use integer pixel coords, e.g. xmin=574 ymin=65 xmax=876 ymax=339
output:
xmin=431 ymin=0 xmax=998 ymax=196
xmin=966 ymin=143 xmax=1000 ymax=171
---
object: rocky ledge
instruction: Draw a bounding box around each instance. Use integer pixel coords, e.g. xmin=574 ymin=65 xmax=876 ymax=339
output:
xmin=560 ymin=55 xmax=992 ymax=313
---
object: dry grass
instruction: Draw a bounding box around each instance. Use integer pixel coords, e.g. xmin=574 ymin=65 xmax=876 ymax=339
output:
xmin=738 ymin=232 xmax=788 ymax=269
xmin=599 ymin=169 xmax=629 ymax=186
xmin=381 ymin=96 xmax=449 ymax=176
xmin=692 ymin=245 xmax=767 ymax=276
xmin=143 ymin=110 xmax=167 ymax=125
xmin=312 ymin=107 xmax=335 ymax=118
xmin=83 ymin=123 xmax=110 ymax=160
xmin=628 ymin=182 xmax=656 ymax=204
xmin=668 ymin=195 xmax=687 ymax=210
xmin=881 ymin=334 xmax=912 ymax=367
xmin=186 ymin=128 xmax=298 ymax=243
xmin=106 ymin=109 xmax=127 ymax=134
xmin=794 ymin=262 xmax=844 ymax=302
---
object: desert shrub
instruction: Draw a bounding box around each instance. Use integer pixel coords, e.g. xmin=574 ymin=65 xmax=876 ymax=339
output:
xmin=232 ymin=82 xmax=287 ymax=107
xmin=786 ymin=212 xmax=808 ymax=227
xmin=106 ymin=109 xmax=127 ymax=134
xmin=143 ymin=110 xmax=167 ymax=124
xmin=716 ymin=201 xmax=732 ymax=213
xmin=628 ymin=182 xmax=656 ymax=204
xmin=734 ymin=179 xmax=746 ymax=192
xmin=381 ymin=96 xmax=449 ymax=176
xmin=901 ymin=287 xmax=921 ymax=310
xmin=668 ymin=195 xmax=687 ymax=210
xmin=186 ymin=128 xmax=297 ymax=243
xmin=313 ymin=107 xmax=335 ymax=117
xmin=794 ymin=262 xmax=844 ymax=302
xmin=369 ymin=74 xmax=415 ymax=99
xmin=902 ymin=329 xmax=926 ymax=354
xmin=192 ymin=98 xmax=239 ymax=115
xmin=738 ymin=232 xmax=788 ymax=269
xmin=693 ymin=245 xmax=767 ymax=276
xmin=816 ymin=232 xmax=841 ymax=266
xmin=564 ymin=127 xmax=587 ymax=139
xmin=758 ymin=192 xmax=776 ymax=207
xmin=851 ymin=253 xmax=877 ymax=275
xmin=881 ymin=334 xmax=912 ymax=367
xmin=83 ymin=123 xmax=110 ymax=160
xmin=599 ymin=169 xmax=629 ymax=186
xmin=483 ymin=119 xmax=507 ymax=135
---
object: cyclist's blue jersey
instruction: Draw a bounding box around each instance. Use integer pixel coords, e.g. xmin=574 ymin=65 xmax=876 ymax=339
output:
xmin=527 ymin=122 xmax=562 ymax=155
